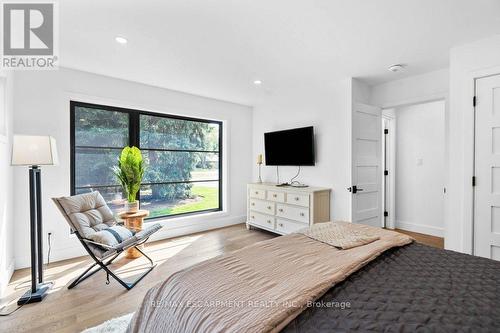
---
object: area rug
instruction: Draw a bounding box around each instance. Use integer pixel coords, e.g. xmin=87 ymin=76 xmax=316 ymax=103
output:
xmin=82 ymin=313 xmax=133 ymax=333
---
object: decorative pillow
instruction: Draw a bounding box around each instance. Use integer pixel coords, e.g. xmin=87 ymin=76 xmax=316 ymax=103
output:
xmin=87 ymin=225 xmax=134 ymax=249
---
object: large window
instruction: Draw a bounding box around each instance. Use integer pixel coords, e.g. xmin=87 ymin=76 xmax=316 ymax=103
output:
xmin=71 ymin=101 xmax=222 ymax=219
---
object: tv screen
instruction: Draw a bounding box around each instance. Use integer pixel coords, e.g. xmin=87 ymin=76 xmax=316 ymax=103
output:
xmin=264 ymin=126 xmax=315 ymax=166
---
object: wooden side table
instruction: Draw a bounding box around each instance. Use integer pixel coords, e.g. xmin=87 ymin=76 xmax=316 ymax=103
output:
xmin=118 ymin=210 xmax=149 ymax=259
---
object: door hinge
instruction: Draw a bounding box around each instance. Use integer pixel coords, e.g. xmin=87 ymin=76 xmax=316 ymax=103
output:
xmin=472 ymin=176 xmax=476 ymax=187
xmin=384 ymin=211 xmax=388 ymax=217
xmin=473 ymin=96 xmax=477 ymax=107
xmin=384 ymin=129 xmax=389 ymax=134
xmin=384 ymin=170 xmax=389 ymax=176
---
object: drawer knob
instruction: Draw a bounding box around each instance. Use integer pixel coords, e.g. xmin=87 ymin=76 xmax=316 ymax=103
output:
xmin=255 ymin=191 xmax=259 ymax=194
xmin=251 ymin=203 xmax=255 ymax=206
xmin=279 ymin=223 xmax=283 ymax=227
xmin=251 ymin=216 xmax=255 ymax=219
xmin=300 ymin=213 xmax=305 ymax=217
xmin=267 ymin=220 xmax=271 ymax=224
xmin=267 ymin=206 xmax=271 ymax=209
xmin=273 ymin=194 xmax=277 ymax=198
xmin=279 ymin=209 xmax=283 ymax=212
xmin=295 ymin=197 xmax=299 ymax=201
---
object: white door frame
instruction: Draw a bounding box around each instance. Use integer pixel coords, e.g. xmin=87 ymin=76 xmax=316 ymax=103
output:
xmin=468 ymin=66 xmax=500 ymax=255
xmin=382 ymin=113 xmax=396 ymax=229
xmin=378 ymin=95 xmax=448 ymax=234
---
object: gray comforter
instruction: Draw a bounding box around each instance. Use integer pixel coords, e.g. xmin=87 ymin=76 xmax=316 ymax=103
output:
xmin=282 ymin=243 xmax=500 ymax=332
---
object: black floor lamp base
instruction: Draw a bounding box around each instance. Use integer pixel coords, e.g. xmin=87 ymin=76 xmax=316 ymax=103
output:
xmin=17 ymin=282 xmax=53 ymax=305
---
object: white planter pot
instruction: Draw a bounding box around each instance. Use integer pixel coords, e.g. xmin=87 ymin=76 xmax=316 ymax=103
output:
xmin=125 ymin=201 xmax=139 ymax=213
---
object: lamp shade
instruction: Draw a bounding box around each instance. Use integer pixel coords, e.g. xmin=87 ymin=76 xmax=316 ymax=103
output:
xmin=11 ymin=135 xmax=59 ymax=166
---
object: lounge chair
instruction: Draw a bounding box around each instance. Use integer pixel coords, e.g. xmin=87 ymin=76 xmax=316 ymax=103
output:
xmin=52 ymin=191 xmax=162 ymax=290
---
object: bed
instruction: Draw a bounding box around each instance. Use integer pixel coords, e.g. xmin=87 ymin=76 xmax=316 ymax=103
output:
xmin=283 ymin=242 xmax=500 ymax=332
xmin=127 ymin=222 xmax=500 ymax=332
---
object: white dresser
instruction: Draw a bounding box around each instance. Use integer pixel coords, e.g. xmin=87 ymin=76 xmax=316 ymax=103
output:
xmin=246 ymin=183 xmax=331 ymax=235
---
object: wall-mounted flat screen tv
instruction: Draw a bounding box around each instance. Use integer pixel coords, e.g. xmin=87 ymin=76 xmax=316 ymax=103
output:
xmin=264 ymin=126 xmax=315 ymax=166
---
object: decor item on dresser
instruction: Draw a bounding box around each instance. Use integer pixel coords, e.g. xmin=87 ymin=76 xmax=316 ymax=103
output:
xmin=113 ymin=146 xmax=145 ymax=213
xmin=257 ymin=153 xmax=263 ymax=183
xmin=11 ymin=135 xmax=59 ymax=305
xmin=247 ymin=182 xmax=331 ymax=234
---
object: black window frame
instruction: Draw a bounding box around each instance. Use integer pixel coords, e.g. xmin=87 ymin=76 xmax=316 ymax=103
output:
xmin=70 ymin=100 xmax=223 ymax=220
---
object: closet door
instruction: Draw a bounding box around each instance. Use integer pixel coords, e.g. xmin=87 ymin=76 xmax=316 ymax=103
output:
xmin=474 ymin=74 xmax=500 ymax=259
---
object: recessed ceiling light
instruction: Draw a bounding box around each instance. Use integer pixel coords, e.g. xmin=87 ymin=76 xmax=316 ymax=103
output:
xmin=253 ymin=80 xmax=262 ymax=85
xmin=388 ymin=64 xmax=405 ymax=72
xmin=115 ymin=36 xmax=128 ymax=44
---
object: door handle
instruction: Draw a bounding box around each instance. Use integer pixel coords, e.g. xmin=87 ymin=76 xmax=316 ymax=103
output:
xmin=347 ymin=185 xmax=364 ymax=194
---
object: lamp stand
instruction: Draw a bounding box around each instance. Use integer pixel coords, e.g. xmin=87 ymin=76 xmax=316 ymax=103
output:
xmin=17 ymin=166 xmax=51 ymax=305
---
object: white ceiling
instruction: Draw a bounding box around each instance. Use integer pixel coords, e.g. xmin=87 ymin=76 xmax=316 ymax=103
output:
xmin=60 ymin=0 xmax=500 ymax=105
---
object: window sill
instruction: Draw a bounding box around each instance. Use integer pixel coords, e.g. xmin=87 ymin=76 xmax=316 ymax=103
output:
xmin=145 ymin=209 xmax=228 ymax=225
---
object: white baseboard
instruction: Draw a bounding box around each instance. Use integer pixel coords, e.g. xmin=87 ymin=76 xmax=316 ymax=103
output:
xmin=396 ymin=220 xmax=444 ymax=237
xmin=0 ymin=258 xmax=15 ymax=298
xmin=14 ymin=214 xmax=247 ymax=269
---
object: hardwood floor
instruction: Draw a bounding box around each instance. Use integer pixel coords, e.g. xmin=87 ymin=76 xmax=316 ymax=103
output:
xmin=394 ymin=228 xmax=444 ymax=249
xmin=0 ymin=224 xmax=274 ymax=333
xmin=0 ymin=224 xmax=443 ymax=332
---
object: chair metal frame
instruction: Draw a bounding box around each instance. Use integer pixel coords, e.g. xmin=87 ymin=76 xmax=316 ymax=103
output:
xmin=68 ymin=231 xmax=156 ymax=290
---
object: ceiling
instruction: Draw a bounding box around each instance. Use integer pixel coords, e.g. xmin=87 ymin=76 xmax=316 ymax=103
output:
xmin=60 ymin=0 xmax=500 ymax=105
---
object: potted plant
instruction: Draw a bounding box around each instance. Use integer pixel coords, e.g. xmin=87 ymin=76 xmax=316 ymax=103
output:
xmin=113 ymin=146 xmax=145 ymax=213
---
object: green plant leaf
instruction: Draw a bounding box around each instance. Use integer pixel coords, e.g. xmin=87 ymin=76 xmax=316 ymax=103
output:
xmin=112 ymin=146 xmax=146 ymax=202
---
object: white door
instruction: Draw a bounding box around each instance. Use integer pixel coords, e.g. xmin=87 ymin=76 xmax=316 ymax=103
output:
xmin=351 ymin=103 xmax=382 ymax=227
xmin=474 ymin=74 xmax=500 ymax=259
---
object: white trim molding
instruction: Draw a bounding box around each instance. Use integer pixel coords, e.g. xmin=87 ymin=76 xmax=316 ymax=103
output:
xmin=396 ymin=220 xmax=444 ymax=238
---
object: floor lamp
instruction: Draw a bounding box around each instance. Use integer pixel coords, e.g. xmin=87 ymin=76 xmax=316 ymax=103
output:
xmin=11 ymin=135 xmax=58 ymax=305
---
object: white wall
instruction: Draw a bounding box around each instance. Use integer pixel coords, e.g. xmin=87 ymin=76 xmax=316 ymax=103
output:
xmin=0 ymin=72 xmax=15 ymax=297
xmin=448 ymin=34 xmax=500 ymax=253
xmin=370 ymin=68 xmax=449 ymax=108
xmin=12 ymin=68 xmax=253 ymax=269
xmin=252 ymin=79 xmax=353 ymax=221
xmin=394 ymin=100 xmax=445 ymax=237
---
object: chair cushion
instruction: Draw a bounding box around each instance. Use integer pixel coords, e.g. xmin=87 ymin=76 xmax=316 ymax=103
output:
xmin=91 ymin=223 xmax=163 ymax=259
xmin=87 ymin=225 xmax=134 ymax=248
xmin=56 ymin=191 xmax=116 ymax=238
xmin=117 ymin=223 xmax=163 ymax=250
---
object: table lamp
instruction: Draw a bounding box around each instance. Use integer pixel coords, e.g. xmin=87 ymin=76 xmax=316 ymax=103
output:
xmin=257 ymin=154 xmax=263 ymax=183
xmin=11 ymin=135 xmax=58 ymax=305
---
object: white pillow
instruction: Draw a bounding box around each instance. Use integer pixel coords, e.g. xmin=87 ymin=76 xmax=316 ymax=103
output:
xmin=87 ymin=225 xmax=134 ymax=248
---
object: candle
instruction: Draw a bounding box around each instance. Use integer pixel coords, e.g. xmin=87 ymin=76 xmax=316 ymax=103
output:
xmin=257 ymin=154 xmax=263 ymax=164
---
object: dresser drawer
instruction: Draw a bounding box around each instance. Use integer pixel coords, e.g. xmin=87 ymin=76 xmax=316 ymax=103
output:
xmin=248 ymin=212 xmax=275 ymax=229
xmin=249 ymin=199 xmax=275 ymax=215
xmin=286 ymin=193 xmax=310 ymax=207
xmin=276 ymin=218 xmax=306 ymax=234
xmin=249 ymin=188 xmax=266 ymax=200
xmin=267 ymin=190 xmax=285 ymax=202
xmin=276 ymin=204 xmax=309 ymax=223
